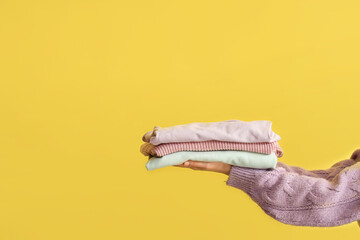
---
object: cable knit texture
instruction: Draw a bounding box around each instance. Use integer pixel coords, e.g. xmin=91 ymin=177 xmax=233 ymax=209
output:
xmin=226 ymin=149 xmax=360 ymax=227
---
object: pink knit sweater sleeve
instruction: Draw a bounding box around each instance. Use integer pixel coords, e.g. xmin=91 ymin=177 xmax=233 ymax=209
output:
xmin=226 ymin=150 xmax=360 ymax=227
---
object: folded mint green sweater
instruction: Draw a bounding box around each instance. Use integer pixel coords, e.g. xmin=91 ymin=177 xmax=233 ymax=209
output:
xmin=145 ymin=151 xmax=277 ymax=171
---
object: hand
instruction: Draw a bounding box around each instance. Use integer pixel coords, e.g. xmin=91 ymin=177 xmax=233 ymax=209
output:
xmin=174 ymin=160 xmax=232 ymax=175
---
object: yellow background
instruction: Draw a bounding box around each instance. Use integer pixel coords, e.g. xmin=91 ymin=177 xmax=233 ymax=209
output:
xmin=1 ymin=0 xmax=359 ymax=239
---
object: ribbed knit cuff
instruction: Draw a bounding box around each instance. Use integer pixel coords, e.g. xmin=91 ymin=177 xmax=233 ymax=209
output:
xmin=225 ymin=165 xmax=258 ymax=197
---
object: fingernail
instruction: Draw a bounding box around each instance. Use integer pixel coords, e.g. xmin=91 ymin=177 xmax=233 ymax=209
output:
xmin=184 ymin=161 xmax=189 ymax=166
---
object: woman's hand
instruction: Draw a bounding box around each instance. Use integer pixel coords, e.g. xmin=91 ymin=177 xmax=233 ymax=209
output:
xmin=174 ymin=160 xmax=232 ymax=175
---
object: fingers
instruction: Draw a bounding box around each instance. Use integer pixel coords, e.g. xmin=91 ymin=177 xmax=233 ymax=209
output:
xmin=173 ymin=160 xmax=232 ymax=175
xmin=187 ymin=160 xmax=210 ymax=171
xmin=173 ymin=160 xmax=210 ymax=171
xmin=173 ymin=162 xmax=190 ymax=168
xmin=173 ymin=163 xmax=184 ymax=167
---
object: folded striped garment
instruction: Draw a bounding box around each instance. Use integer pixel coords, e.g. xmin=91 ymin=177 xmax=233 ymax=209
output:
xmin=145 ymin=150 xmax=277 ymax=171
xmin=140 ymin=141 xmax=283 ymax=158
xmin=143 ymin=119 xmax=281 ymax=145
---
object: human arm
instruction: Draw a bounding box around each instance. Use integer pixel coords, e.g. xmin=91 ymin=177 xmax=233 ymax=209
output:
xmin=225 ymin=156 xmax=360 ymax=227
xmin=176 ymin=149 xmax=360 ymax=227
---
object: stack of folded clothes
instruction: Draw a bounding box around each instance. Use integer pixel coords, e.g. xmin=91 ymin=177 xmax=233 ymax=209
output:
xmin=140 ymin=119 xmax=283 ymax=171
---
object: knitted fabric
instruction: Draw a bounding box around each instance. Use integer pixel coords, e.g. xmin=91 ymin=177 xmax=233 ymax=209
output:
xmin=140 ymin=141 xmax=283 ymax=158
xmin=146 ymin=151 xmax=277 ymax=171
xmin=226 ymin=149 xmax=360 ymax=227
xmin=143 ymin=120 xmax=281 ymax=145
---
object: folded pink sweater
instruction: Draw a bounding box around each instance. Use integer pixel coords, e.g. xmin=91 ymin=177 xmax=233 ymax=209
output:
xmin=143 ymin=120 xmax=281 ymax=145
xmin=140 ymin=141 xmax=283 ymax=157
